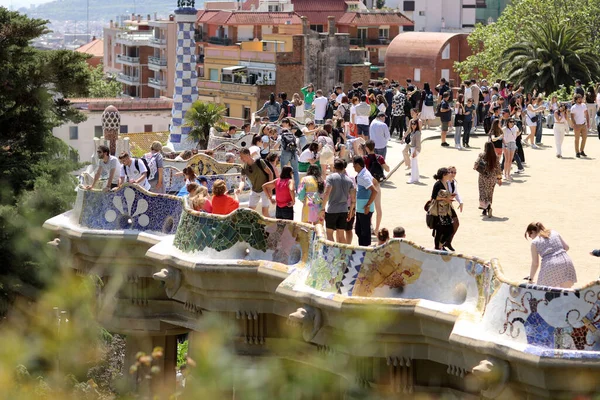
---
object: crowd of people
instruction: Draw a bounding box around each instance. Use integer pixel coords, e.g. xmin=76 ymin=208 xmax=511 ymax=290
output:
xmin=84 ymin=77 xmax=600 ymax=288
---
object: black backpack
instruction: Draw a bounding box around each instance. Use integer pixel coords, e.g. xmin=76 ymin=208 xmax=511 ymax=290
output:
xmin=367 ymin=154 xmax=385 ymax=182
xmin=483 ymin=114 xmax=492 ymax=134
xmin=125 ymin=158 xmax=150 ymax=179
xmin=281 ymin=131 xmax=298 ymax=153
xmin=341 ymin=104 xmax=351 ymax=122
xmin=282 ymin=101 xmax=296 ymax=118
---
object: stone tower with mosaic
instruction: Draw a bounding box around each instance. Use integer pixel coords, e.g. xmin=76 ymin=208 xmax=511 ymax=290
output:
xmin=168 ymin=0 xmax=198 ymax=151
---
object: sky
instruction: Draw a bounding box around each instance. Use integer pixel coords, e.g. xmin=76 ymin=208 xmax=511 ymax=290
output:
xmin=1 ymin=0 xmax=53 ymax=9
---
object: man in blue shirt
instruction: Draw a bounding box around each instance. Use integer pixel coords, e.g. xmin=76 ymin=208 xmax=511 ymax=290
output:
xmin=352 ymin=156 xmax=378 ymax=246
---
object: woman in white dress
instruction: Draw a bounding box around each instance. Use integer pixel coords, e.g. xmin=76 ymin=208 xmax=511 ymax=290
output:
xmin=524 ymin=96 xmax=546 ymax=148
xmin=292 ymin=93 xmax=304 ymax=121
xmin=420 ymin=82 xmax=436 ymax=129
xmin=525 ymin=222 xmax=576 ymax=288
xmin=553 ymin=104 xmax=569 ymax=158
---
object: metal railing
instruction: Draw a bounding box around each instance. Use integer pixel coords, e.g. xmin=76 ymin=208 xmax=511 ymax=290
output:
xmin=349 ymin=37 xmax=391 ymax=46
xmin=149 ymin=37 xmax=167 ymax=45
xmin=208 ymin=37 xmax=232 ymax=46
xmin=148 ymin=56 xmax=168 ymax=67
xmin=148 ymin=77 xmax=167 ymax=88
xmin=117 ymin=73 xmax=140 ymax=84
xmin=116 ymin=54 xmax=140 ymax=64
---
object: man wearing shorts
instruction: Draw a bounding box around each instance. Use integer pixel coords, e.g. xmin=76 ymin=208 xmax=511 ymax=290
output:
xmin=237 ymin=148 xmax=273 ymax=217
xmin=320 ymin=158 xmax=356 ymax=243
xmin=570 ymin=94 xmax=590 ymax=157
xmin=353 ymin=94 xmax=371 ymax=140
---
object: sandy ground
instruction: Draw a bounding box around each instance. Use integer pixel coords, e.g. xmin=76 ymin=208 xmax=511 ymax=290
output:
xmin=367 ymin=125 xmax=600 ymax=287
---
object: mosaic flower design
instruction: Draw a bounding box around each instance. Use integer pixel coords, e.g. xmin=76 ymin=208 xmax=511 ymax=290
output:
xmin=104 ymin=187 xmax=150 ymax=227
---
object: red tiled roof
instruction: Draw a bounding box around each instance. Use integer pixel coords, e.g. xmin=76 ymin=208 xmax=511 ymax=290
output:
xmin=75 ymin=38 xmax=104 ymax=57
xmin=240 ymin=0 xmax=259 ymax=10
xmin=240 ymin=0 xmax=347 ymax=24
xmin=386 ymin=32 xmax=465 ymax=64
xmin=198 ymin=10 xmax=302 ymax=25
xmin=337 ymin=12 xmax=413 ymax=26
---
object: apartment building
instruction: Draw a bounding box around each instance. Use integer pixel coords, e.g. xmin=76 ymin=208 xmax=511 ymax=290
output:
xmin=396 ymin=0 xmax=477 ymax=32
xmin=103 ymin=14 xmax=176 ymax=99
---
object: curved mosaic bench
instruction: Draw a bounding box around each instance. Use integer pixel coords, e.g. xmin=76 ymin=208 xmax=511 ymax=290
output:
xmin=454 ymin=259 xmax=600 ymax=360
xmin=200 ymin=143 xmax=243 ymax=162
xmin=171 ymin=207 xmax=312 ymax=267
xmin=207 ymin=133 xmax=254 ymax=150
xmin=73 ymin=184 xmax=183 ymax=234
xmin=162 ymin=166 xmax=250 ymax=195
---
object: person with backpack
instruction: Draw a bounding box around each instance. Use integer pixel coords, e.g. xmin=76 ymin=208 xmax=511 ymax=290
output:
xmin=420 ymin=82 xmax=436 ymax=130
xmin=236 ymin=148 xmax=273 ymax=217
xmin=256 ymin=93 xmax=281 ymax=122
xmin=353 ymin=156 xmax=378 ymax=247
xmin=278 ymin=92 xmax=296 ymax=120
xmin=278 ymin=118 xmax=300 ymax=190
xmin=363 ymin=140 xmax=389 ymax=234
xmin=146 ymin=141 xmax=164 ymax=193
xmin=117 ymin=152 xmax=151 ymax=191
xmin=368 ymin=112 xmax=390 ymax=158
xmin=336 ymin=95 xmax=351 ymax=133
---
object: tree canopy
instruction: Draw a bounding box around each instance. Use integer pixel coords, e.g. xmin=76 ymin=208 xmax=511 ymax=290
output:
xmin=0 ymin=8 xmax=91 ymax=316
xmin=455 ymin=0 xmax=600 ymax=86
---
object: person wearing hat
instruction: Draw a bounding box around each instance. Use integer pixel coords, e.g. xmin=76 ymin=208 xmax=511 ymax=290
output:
xmin=369 ymin=112 xmax=391 ymax=158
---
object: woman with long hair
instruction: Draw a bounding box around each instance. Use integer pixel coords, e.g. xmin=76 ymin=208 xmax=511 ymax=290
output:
xmin=297 ymin=164 xmax=325 ymax=224
xmin=553 ymin=103 xmax=569 ymax=158
xmin=501 ymin=118 xmax=518 ymax=181
xmin=524 ymin=95 xmax=545 ymax=148
xmin=420 ymin=82 xmax=436 ymax=129
xmin=474 ymin=141 xmax=502 ymax=217
xmin=292 ymin=92 xmax=305 ymax=121
xmin=407 ymin=118 xmax=422 ymax=184
xmin=453 ymin=94 xmax=465 ymax=149
xmin=256 ymin=92 xmax=281 ymax=122
xmin=430 ymin=167 xmax=455 ymax=250
xmin=376 ymin=94 xmax=388 ymax=115
xmin=446 ymin=165 xmax=463 ymax=250
xmin=489 ymin=119 xmax=504 ymax=156
xmin=525 ymin=222 xmax=577 ymax=288
xmin=262 ymin=166 xmax=295 ymax=220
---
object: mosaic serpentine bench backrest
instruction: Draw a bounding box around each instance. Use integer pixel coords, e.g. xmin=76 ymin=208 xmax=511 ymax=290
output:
xmin=207 ymin=133 xmax=254 ymax=150
xmin=185 ymin=153 xmax=242 ymax=176
xmin=172 ymin=208 xmax=312 ymax=266
xmin=301 ymin=237 xmax=490 ymax=307
xmin=477 ymin=259 xmax=600 ymax=355
xmin=75 ymin=185 xmax=183 ymax=234
xmin=200 ymin=143 xmax=243 ymax=162
xmin=162 ymin=167 xmax=249 ymax=195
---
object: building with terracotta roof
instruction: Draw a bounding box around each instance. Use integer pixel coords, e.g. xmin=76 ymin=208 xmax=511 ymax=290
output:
xmin=53 ymin=98 xmax=174 ymax=161
xmin=103 ymin=14 xmax=176 ymax=99
xmin=75 ymin=38 xmax=104 ymax=68
xmin=384 ymin=32 xmax=471 ymax=88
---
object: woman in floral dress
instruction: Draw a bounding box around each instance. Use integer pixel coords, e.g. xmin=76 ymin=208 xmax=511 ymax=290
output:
xmin=525 ymin=222 xmax=577 ymax=288
xmin=474 ymin=141 xmax=502 ymax=217
xmin=297 ymin=164 xmax=324 ymax=224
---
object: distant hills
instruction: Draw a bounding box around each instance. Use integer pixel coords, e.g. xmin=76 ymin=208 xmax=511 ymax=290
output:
xmin=19 ymin=0 xmax=203 ymax=22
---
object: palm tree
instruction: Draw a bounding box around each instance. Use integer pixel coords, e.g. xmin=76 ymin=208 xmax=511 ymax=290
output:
xmin=500 ymin=23 xmax=600 ymax=94
xmin=184 ymin=100 xmax=226 ymax=149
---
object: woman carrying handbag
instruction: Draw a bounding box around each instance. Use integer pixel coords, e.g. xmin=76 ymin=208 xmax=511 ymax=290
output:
xmin=453 ymin=94 xmax=466 ymax=149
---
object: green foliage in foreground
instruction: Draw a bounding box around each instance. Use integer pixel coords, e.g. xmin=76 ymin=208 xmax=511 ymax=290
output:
xmin=455 ymin=0 xmax=600 ymax=85
xmin=89 ymin=64 xmax=122 ymax=98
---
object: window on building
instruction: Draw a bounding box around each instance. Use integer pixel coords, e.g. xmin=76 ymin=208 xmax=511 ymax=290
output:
xmin=379 ymin=28 xmax=389 ymax=38
xmin=120 ymin=125 xmax=128 ymax=134
xmin=403 ymin=0 xmax=415 ymax=11
xmin=348 ymin=3 xmax=358 ymax=10
xmin=441 ymin=44 xmax=450 ymax=59
xmin=94 ymin=126 xmax=103 ymax=138
xmin=243 ymin=106 xmax=251 ymax=122
xmin=209 ymin=69 xmax=219 ymax=81
xmin=310 ymin=24 xmax=324 ymax=33
xmin=69 ymin=126 xmax=78 ymax=140
xmin=418 ymin=10 xmax=426 ymax=16
xmin=414 ymin=68 xmax=421 ymax=82
xmin=337 ymin=68 xmax=344 ymax=84
xmin=403 ymin=25 xmax=415 ymax=32
xmin=441 ymin=69 xmax=450 ymax=81
xmin=378 ymin=48 xmax=386 ymax=63
xmin=224 ymin=103 xmax=230 ymax=117
xmin=268 ymin=5 xmax=280 ymax=11
xmin=357 ymin=27 xmax=368 ymax=39
xmin=144 ymin=124 xmax=153 ymax=132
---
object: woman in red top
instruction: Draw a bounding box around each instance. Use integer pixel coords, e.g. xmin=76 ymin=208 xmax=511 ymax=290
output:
xmin=211 ymin=179 xmax=239 ymax=215
xmin=262 ymin=166 xmax=295 ymax=220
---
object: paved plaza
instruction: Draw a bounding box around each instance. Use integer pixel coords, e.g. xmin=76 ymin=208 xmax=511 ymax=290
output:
xmin=375 ymin=126 xmax=600 ymax=286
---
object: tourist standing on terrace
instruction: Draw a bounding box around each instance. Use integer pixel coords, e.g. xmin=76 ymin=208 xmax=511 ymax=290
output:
xmin=86 ymin=145 xmax=119 ymax=191
xmin=553 ymin=104 xmax=569 ymax=158
xmin=297 ymin=164 xmax=324 ymax=225
xmin=369 ymin=112 xmax=390 ymax=158
xmin=116 ymin=152 xmax=151 ymax=191
xmin=237 ymin=148 xmax=273 ymax=217
xmin=211 ymin=179 xmax=239 ymax=215
xmin=301 ymin=83 xmax=315 ymax=109
xmin=292 ymin=93 xmax=305 ymax=121
xmin=256 ymin=93 xmax=281 ymax=122
xmin=279 ymin=118 xmax=300 ymax=190
xmin=147 ymin=141 xmax=165 ymax=193
xmin=439 ymin=92 xmax=452 ymax=147
xmin=524 ymin=95 xmax=546 ymax=148
xmin=420 ymin=82 xmax=436 ymax=130
xmin=363 ymin=140 xmax=388 ymax=235
xmin=353 ymin=95 xmax=372 ymax=140
xmin=390 ymin=86 xmax=406 ymax=139
xmin=312 ymin=89 xmax=329 ymax=125
xmin=430 ymin=168 xmax=455 ymax=251
xmin=321 ymin=158 xmax=356 ymax=243
xmin=263 ymin=166 xmax=295 ymax=221
xmin=570 ymin=94 xmax=590 ymax=158
xmin=353 ymin=156 xmax=378 ymax=247
xmin=474 ymin=142 xmax=502 ymax=218
xmin=406 ymin=119 xmax=422 ymax=185
xmin=525 ymin=222 xmax=577 ymax=288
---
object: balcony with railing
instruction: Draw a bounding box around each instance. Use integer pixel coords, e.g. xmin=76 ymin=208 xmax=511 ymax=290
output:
xmin=148 ymin=56 xmax=168 ymax=70
xmin=117 ymin=72 xmax=141 ymax=85
xmin=208 ymin=37 xmax=232 ymax=46
xmin=349 ymin=37 xmax=391 ymax=46
xmin=116 ymin=54 xmax=140 ymax=65
xmin=116 ymin=31 xmax=153 ymax=46
xmin=149 ymin=37 xmax=167 ymax=47
xmin=205 ymin=47 xmax=276 ymax=63
xmin=148 ymin=77 xmax=167 ymax=90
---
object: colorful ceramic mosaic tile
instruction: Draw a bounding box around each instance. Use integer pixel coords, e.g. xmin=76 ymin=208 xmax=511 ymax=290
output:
xmin=207 ymin=133 xmax=254 ymax=150
xmin=78 ymin=185 xmax=182 ymax=234
xmin=162 ymin=167 xmax=249 ymax=194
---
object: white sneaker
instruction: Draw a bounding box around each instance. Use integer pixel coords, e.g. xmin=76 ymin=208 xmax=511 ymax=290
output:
xmin=516 ymin=169 xmax=525 ymax=173
xmin=455 ymin=144 xmax=462 ymax=150
xmin=531 ymin=144 xmax=539 ymax=149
